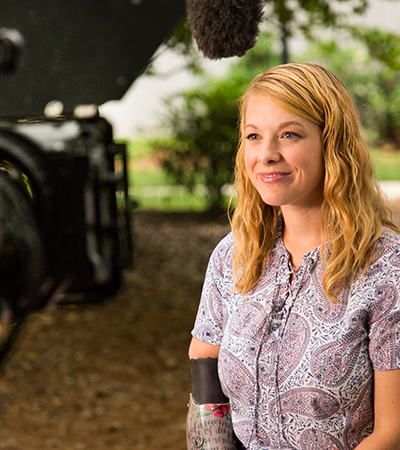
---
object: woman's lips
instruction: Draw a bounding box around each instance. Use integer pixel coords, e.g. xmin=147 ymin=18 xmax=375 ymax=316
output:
xmin=258 ymin=171 xmax=291 ymax=182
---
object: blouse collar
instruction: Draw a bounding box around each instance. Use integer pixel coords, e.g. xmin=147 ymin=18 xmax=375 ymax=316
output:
xmin=274 ymin=214 xmax=320 ymax=274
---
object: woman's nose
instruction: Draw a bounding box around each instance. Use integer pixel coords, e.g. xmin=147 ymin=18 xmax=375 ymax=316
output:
xmin=257 ymin=140 xmax=281 ymax=163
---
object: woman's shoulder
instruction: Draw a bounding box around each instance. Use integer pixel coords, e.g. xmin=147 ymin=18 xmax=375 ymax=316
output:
xmin=370 ymin=227 xmax=400 ymax=272
xmin=377 ymin=227 xmax=400 ymax=252
xmin=204 ymin=232 xmax=236 ymax=281
xmin=210 ymin=231 xmax=235 ymax=260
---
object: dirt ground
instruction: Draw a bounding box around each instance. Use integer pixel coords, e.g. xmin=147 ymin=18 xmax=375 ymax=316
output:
xmin=0 ymin=202 xmax=400 ymax=450
xmin=0 ymin=210 xmax=231 ymax=450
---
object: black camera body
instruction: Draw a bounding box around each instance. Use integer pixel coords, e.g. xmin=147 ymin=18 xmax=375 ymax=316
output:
xmin=0 ymin=115 xmax=132 ymax=307
xmin=0 ymin=0 xmax=186 ymax=314
xmin=0 ymin=0 xmax=186 ymax=356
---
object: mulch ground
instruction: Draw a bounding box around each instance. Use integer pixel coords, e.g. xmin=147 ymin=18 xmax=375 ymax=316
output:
xmin=0 ymin=210 xmax=230 ymax=450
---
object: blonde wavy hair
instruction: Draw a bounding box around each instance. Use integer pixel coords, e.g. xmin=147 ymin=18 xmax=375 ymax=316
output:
xmin=230 ymin=62 xmax=398 ymax=301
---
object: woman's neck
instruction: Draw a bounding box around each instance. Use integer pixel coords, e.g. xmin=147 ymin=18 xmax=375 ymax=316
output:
xmin=281 ymin=206 xmax=322 ymax=268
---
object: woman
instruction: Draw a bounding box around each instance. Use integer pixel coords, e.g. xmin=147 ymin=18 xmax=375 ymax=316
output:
xmin=186 ymin=63 xmax=400 ymax=450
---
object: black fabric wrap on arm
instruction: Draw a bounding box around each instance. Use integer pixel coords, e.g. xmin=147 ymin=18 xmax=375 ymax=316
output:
xmin=189 ymin=357 xmax=245 ymax=450
xmin=190 ymin=357 xmax=229 ymax=404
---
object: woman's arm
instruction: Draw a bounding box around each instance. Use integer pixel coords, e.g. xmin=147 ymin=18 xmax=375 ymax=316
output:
xmin=189 ymin=336 xmax=220 ymax=359
xmin=187 ymin=337 xmax=240 ymax=450
xmin=188 ymin=336 xmax=225 ymax=404
xmin=355 ymin=369 xmax=400 ymax=449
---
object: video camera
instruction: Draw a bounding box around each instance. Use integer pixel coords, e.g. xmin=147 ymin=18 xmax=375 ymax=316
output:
xmin=0 ymin=0 xmax=186 ymax=356
xmin=0 ymin=114 xmax=132 ymax=311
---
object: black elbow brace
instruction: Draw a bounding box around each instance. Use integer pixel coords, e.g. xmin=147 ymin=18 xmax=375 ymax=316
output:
xmin=190 ymin=357 xmax=229 ymax=404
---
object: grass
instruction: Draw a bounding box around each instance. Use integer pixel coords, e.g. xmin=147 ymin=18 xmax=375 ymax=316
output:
xmin=131 ymin=174 xmax=209 ymax=211
xmin=370 ymin=148 xmax=400 ymax=180
xmin=126 ymin=140 xmax=209 ymax=212
xmin=125 ymin=140 xmax=400 ymax=212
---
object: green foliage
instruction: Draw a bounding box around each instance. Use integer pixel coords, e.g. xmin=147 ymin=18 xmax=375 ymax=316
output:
xmin=151 ymin=77 xmax=243 ymax=210
xmin=370 ymin=149 xmax=400 ymax=180
xmin=350 ymin=27 xmax=400 ymax=70
xmin=235 ymin=31 xmax=282 ymax=73
xmin=302 ymin=37 xmax=400 ymax=146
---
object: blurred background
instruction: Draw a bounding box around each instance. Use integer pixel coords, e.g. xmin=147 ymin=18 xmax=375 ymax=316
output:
xmin=1 ymin=1 xmax=400 ymax=449
xmin=100 ymin=0 xmax=400 ymax=213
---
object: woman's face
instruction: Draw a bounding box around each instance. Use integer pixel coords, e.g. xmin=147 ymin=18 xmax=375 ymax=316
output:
xmin=244 ymin=97 xmax=325 ymax=213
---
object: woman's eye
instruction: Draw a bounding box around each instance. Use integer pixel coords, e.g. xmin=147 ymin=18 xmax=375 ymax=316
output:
xmin=246 ymin=133 xmax=259 ymax=141
xmin=282 ymin=131 xmax=299 ymax=139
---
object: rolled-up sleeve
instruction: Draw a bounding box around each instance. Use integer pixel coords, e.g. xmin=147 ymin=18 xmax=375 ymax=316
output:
xmin=369 ymin=278 xmax=400 ymax=371
xmin=192 ymin=233 xmax=234 ymax=346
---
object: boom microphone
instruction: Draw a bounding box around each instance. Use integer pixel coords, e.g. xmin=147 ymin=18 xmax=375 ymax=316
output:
xmin=186 ymin=0 xmax=264 ymax=59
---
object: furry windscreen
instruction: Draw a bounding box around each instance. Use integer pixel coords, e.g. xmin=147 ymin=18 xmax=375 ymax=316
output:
xmin=186 ymin=0 xmax=264 ymax=59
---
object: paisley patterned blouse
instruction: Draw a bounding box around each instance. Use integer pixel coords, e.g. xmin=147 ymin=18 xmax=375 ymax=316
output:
xmin=192 ymin=224 xmax=400 ymax=450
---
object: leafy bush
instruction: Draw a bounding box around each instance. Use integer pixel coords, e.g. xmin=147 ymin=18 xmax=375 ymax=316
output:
xmin=302 ymin=36 xmax=400 ymax=146
xmin=152 ymin=76 xmax=243 ymax=210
